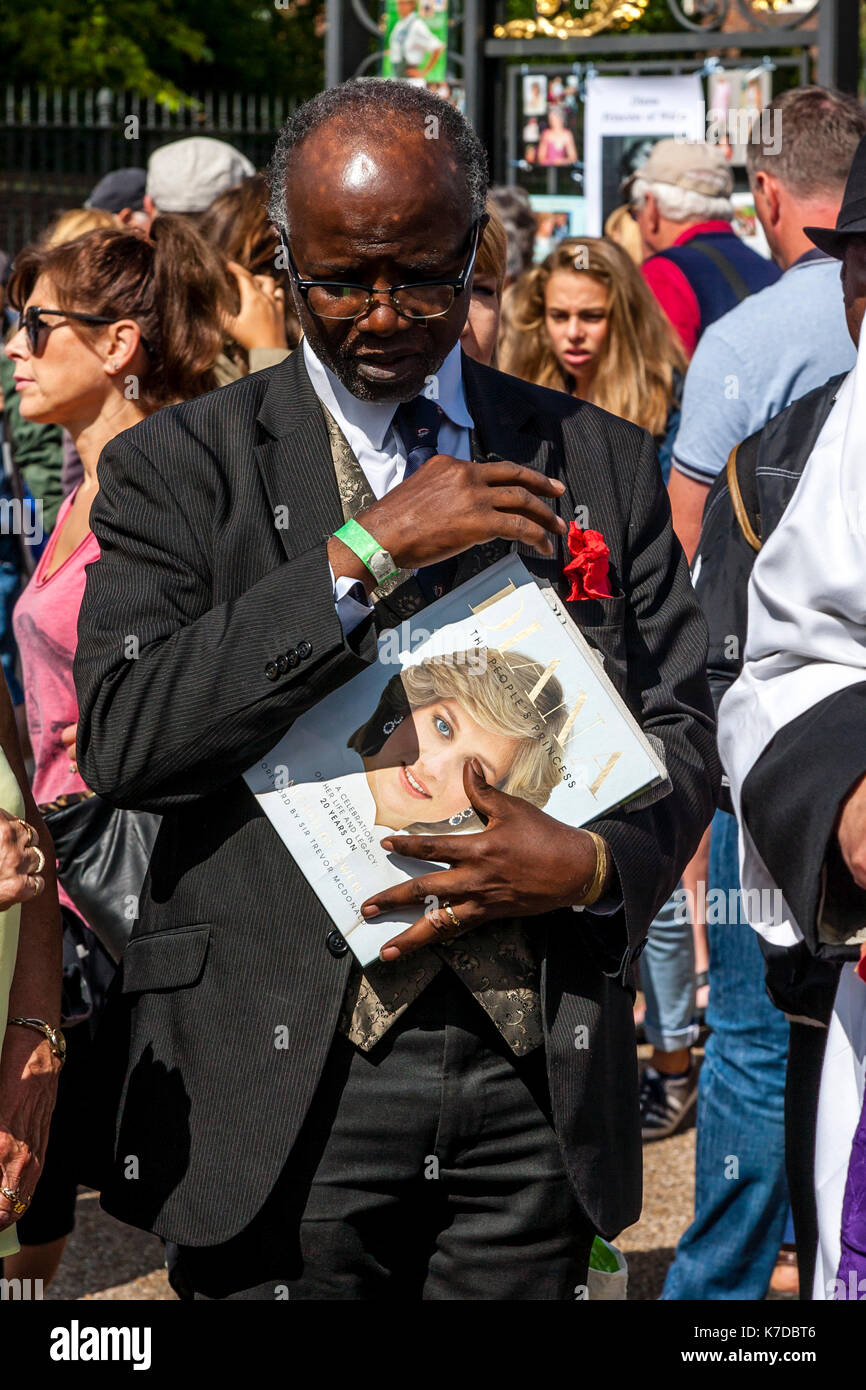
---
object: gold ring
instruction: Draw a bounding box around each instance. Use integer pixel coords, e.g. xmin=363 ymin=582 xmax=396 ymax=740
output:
xmin=29 ymin=875 xmax=44 ymax=897
xmin=15 ymin=818 xmax=33 ymax=847
xmin=32 ymin=847 xmax=46 ymax=876
xmin=0 ymin=1185 xmax=30 ymax=1215
xmin=443 ymin=902 xmax=462 ymax=932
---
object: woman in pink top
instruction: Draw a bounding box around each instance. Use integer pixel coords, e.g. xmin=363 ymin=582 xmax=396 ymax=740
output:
xmin=3 ymin=217 xmax=230 ymax=1289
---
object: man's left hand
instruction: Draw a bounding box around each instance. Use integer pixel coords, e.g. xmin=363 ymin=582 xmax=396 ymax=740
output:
xmin=361 ymin=759 xmax=606 ymax=960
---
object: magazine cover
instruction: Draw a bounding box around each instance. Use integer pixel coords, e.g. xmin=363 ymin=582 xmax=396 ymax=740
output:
xmin=244 ymin=556 xmax=666 ymax=965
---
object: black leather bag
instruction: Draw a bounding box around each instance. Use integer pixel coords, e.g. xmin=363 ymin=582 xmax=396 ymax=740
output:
xmin=39 ymin=791 xmax=161 ymax=962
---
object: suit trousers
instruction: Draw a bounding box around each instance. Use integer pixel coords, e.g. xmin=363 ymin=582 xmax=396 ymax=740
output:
xmin=167 ymin=969 xmax=595 ymax=1300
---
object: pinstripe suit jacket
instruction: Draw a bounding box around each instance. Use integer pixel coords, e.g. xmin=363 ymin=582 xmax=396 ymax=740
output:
xmin=74 ymin=347 xmax=719 ymax=1244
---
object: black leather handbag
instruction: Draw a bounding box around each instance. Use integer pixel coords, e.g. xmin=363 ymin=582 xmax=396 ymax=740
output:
xmin=39 ymin=790 xmax=161 ymax=962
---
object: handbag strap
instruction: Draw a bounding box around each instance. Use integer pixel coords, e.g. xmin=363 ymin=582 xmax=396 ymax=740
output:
xmin=725 ymin=443 xmax=762 ymax=552
xmin=38 ymin=789 xmax=98 ymax=815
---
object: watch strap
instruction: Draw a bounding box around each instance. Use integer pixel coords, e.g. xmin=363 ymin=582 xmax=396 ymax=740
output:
xmin=7 ymin=1016 xmax=66 ymax=1063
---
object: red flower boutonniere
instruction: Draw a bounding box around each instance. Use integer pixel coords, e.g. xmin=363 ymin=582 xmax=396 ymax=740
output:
xmin=563 ymin=523 xmax=612 ymax=601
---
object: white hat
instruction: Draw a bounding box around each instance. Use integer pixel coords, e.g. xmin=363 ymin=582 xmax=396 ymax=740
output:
xmin=146 ymin=137 xmax=255 ymax=213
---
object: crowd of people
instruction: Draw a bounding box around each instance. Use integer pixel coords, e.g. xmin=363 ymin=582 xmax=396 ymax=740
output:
xmin=0 ymin=73 xmax=865 ymax=1302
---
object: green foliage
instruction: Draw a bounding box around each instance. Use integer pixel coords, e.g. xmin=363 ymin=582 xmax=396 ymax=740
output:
xmin=0 ymin=0 xmax=326 ymax=104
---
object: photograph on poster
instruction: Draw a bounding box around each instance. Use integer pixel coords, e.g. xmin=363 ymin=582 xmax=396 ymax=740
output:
xmin=583 ymin=76 xmax=705 ymax=234
xmin=529 ymin=194 xmax=587 ymax=260
xmin=381 ymin=0 xmax=448 ymax=83
xmin=731 ymin=190 xmax=772 ymax=258
xmin=707 ymin=67 xmax=772 ymax=164
xmin=520 ymin=73 xmax=581 ymax=169
xmin=523 ymin=74 xmax=548 ymax=117
xmin=538 ymin=107 xmax=579 ymax=167
xmin=601 ymin=134 xmax=671 ymax=229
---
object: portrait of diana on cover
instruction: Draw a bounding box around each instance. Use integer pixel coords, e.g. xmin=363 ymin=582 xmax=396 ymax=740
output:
xmin=347 ymin=649 xmax=568 ymax=835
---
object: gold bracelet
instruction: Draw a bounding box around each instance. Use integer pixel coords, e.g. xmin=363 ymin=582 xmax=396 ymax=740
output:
xmin=7 ymin=1017 xmax=66 ymax=1066
xmin=578 ymin=832 xmax=609 ymax=907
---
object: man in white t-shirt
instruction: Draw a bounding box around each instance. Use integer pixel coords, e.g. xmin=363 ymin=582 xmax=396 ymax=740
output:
xmin=389 ymin=0 xmax=444 ymax=80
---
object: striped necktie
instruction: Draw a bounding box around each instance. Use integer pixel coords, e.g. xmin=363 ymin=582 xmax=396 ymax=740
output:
xmin=393 ymin=395 xmax=456 ymax=602
xmin=394 ymin=393 xmax=442 ymax=477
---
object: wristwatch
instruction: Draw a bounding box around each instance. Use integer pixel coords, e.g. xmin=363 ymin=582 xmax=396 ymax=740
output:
xmin=7 ymin=1017 xmax=67 ymax=1065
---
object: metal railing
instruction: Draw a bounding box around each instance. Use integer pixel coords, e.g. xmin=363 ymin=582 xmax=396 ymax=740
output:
xmin=0 ymin=86 xmax=294 ymax=254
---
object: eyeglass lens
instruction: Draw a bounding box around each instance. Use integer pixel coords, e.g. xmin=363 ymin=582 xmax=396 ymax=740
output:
xmin=307 ymin=283 xmax=456 ymax=320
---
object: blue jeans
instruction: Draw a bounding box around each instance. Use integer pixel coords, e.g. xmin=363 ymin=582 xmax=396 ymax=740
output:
xmin=0 ymin=558 xmax=22 ymax=705
xmin=662 ymin=808 xmax=790 ymax=1300
xmin=640 ymin=884 xmax=699 ymax=1052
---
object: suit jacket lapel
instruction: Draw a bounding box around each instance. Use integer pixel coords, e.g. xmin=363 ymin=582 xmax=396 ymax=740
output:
xmin=454 ymin=353 xmax=555 ymax=589
xmin=253 ymin=348 xmax=345 ymax=563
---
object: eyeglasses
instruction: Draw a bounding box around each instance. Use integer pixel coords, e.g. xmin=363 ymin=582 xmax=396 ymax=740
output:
xmin=283 ymin=221 xmax=481 ymax=321
xmin=20 ymin=306 xmax=153 ymax=357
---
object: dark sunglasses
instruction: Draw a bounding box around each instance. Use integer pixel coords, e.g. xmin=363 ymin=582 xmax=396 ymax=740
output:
xmin=21 ymin=306 xmax=153 ymax=357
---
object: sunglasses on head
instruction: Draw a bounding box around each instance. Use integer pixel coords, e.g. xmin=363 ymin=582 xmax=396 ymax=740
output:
xmin=21 ymin=306 xmax=153 ymax=357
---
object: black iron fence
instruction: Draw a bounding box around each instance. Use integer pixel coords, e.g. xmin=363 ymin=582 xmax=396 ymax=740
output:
xmin=0 ymin=86 xmax=295 ymax=255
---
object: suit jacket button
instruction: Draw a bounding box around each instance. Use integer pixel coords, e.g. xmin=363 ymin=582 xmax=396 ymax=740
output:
xmin=297 ymin=640 xmax=312 ymax=659
xmin=276 ymin=653 xmax=289 ymax=675
xmin=265 ymin=660 xmax=279 ymax=682
xmin=326 ymin=929 xmax=349 ymax=957
xmin=286 ymin=648 xmax=300 ymax=669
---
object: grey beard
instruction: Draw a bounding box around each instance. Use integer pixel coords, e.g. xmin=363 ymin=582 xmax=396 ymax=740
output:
xmin=316 ymin=339 xmax=445 ymax=404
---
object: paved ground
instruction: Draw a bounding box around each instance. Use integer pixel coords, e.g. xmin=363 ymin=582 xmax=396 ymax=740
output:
xmin=46 ymin=1132 xmax=698 ymax=1301
xmin=43 ymin=1041 xmax=698 ymax=1302
xmin=34 ymin=1036 xmax=795 ymax=1302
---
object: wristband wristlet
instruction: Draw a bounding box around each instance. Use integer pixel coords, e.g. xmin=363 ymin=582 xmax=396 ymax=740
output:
xmin=333 ymin=518 xmax=399 ymax=586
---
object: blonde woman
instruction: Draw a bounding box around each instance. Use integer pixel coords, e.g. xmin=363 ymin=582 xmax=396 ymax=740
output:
xmin=500 ymin=236 xmax=687 ymax=479
xmin=459 ymin=200 xmax=508 ymax=368
xmin=347 ymin=649 xmax=567 ymax=835
xmin=42 ymin=209 xmax=116 ymax=248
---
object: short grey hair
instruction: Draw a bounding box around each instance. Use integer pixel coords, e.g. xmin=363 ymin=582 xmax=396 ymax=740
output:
xmin=267 ymin=79 xmax=488 ymax=234
xmin=631 ymin=176 xmax=733 ymax=224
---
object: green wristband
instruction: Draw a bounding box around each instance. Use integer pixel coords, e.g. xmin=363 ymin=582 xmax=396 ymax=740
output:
xmin=333 ymin=518 xmax=399 ymax=585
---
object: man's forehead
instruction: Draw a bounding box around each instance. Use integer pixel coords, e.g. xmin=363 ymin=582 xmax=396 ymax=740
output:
xmin=290 ymin=162 xmax=469 ymax=246
xmin=290 ymin=126 xmax=462 ymax=200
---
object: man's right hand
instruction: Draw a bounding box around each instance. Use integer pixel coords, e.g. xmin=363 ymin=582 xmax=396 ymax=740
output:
xmin=327 ymin=455 xmax=567 ymax=593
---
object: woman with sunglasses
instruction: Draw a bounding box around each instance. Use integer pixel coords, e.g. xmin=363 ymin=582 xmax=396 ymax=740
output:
xmin=2 ymin=217 xmax=230 ymax=1290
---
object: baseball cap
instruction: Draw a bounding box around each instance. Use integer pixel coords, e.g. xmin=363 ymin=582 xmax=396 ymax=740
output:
xmin=86 ymin=168 xmax=147 ymax=214
xmin=623 ymin=139 xmax=733 ymax=201
xmin=146 ymin=137 xmax=256 ymax=214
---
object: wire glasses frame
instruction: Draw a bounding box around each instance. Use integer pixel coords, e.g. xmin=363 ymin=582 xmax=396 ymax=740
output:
xmin=282 ymin=220 xmax=482 ymax=321
xmin=21 ymin=306 xmax=154 ymax=357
